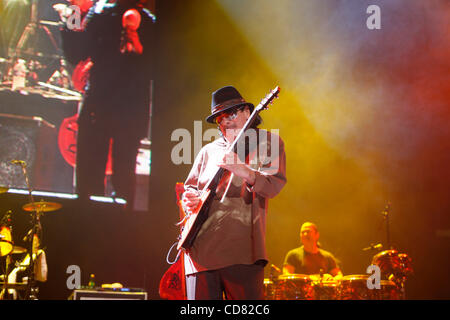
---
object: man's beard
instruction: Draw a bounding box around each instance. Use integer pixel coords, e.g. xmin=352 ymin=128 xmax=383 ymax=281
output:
xmin=222 ymin=127 xmax=240 ymax=141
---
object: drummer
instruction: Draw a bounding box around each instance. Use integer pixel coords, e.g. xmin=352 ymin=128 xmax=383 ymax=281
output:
xmin=282 ymin=222 xmax=343 ymax=281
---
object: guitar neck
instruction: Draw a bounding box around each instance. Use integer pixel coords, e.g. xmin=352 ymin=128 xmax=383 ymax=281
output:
xmin=227 ymin=105 xmax=262 ymax=153
xmin=200 ymin=104 xmax=263 ymax=194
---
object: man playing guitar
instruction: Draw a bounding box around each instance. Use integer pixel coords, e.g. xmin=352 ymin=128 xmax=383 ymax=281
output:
xmin=181 ymin=85 xmax=286 ymax=300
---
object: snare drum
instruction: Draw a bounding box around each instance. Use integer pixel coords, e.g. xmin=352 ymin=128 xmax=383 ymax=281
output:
xmin=0 ymin=226 xmax=13 ymax=256
xmin=275 ymin=274 xmax=314 ymax=300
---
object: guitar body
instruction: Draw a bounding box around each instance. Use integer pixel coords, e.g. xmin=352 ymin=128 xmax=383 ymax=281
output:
xmin=159 ymin=183 xmax=188 ymax=299
xmin=177 ymin=189 xmax=213 ymax=251
xmin=159 ymin=254 xmax=186 ymax=300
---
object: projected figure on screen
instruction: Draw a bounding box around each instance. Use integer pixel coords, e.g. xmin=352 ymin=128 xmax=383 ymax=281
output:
xmin=283 ymin=222 xmax=343 ymax=280
xmin=59 ymin=0 xmax=155 ymax=207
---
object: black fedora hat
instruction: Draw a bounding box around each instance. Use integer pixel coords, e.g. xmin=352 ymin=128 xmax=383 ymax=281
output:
xmin=206 ymin=86 xmax=254 ymax=123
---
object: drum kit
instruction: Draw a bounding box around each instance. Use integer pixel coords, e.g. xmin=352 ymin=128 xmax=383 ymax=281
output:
xmin=264 ymin=249 xmax=413 ymax=300
xmin=264 ymin=202 xmax=413 ymax=300
xmin=0 ymin=197 xmax=61 ymax=300
xmin=0 ymin=161 xmax=61 ymax=300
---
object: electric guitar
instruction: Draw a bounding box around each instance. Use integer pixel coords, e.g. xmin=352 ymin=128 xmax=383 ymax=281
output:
xmin=176 ymin=86 xmax=281 ymax=251
xmin=159 ymin=182 xmax=187 ymax=300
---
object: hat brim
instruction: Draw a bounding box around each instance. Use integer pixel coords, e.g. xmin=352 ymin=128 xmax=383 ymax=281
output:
xmin=206 ymin=102 xmax=254 ymax=124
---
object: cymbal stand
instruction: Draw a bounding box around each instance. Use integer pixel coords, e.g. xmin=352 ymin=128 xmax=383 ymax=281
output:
xmin=13 ymin=0 xmax=69 ymax=87
xmin=15 ymin=0 xmax=60 ymax=56
xmin=399 ymin=277 xmax=406 ymax=300
xmin=12 ymin=161 xmax=41 ymax=300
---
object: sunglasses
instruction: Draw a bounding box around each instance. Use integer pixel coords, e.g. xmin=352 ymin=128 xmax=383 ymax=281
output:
xmin=215 ymin=107 xmax=244 ymax=124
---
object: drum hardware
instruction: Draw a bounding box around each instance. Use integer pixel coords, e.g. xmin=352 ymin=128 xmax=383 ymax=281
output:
xmin=0 ymin=210 xmax=14 ymax=299
xmin=0 ymin=282 xmax=28 ymax=290
xmin=362 ymin=243 xmax=383 ymax=251
xmin=263 ymin=278 xmax=276 ymax=300
xmin=6 ymin=0 xmax=71 ymax=90
xmin=0 ymin=192 xmax=54 ymax=300
xmin=364 ymin=202 xmax=412 ymax=299
xmin=11 ymin=246 xmax=27 ymax=255
xmin=14 ymin=0 xmax=61 ymax=60
xmin=10 ymin=159 xmax=59 ymax=299
xmin=263 ymin=264 xmax=282 ymax=300
xmin=0 ymin=211 xmax=13 ymax=257
xmin=269 ymin=264 xmax=281 ymax=283
xmin=372 ymin=249 xmax=413 ymax=300
xmin=22 ymin=201 xmax=62 ymax=214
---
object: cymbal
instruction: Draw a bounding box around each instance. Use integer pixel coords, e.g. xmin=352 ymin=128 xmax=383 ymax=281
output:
xmin=0 ymin=187 xmax=8 ymax=194
xmin=22 ymin=201 xmax=62 ymax=213
xmin=11 ymin=246 xmax=27 ymax=254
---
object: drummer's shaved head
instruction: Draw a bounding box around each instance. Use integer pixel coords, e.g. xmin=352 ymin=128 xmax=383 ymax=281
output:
xmin=300 ymin=222 xmax=321 ymax=249
xmin=301 ymin=222 xmax=318 ymax=233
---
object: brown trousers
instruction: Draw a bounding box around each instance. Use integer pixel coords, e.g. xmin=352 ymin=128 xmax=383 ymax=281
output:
xmin=185 ymin=263 xmax=265 ymax=300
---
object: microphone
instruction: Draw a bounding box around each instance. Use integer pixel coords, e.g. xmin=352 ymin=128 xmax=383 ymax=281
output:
xmin=362 ymin=243 xmax=383 ymax=251
xmin=11 ymin=160 xmax=26 ymax=166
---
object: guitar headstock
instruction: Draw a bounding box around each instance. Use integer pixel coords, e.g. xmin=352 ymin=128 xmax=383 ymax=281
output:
xmin=256 ymin=86 xmax=281 ymax=111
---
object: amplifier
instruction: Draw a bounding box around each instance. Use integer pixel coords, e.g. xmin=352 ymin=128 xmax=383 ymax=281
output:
xmin=70 ymin=289 xmax=147 ymax=300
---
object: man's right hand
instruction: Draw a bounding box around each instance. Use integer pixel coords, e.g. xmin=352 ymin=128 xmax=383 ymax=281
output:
xmin=182 ymin=190 xmax=201 ymax=214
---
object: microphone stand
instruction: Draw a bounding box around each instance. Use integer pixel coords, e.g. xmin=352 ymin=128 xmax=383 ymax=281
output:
xmin=14 ymin=161 xmax=40 ymax=300
xmin=381 ymin=202 xmax=391 ymax=249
